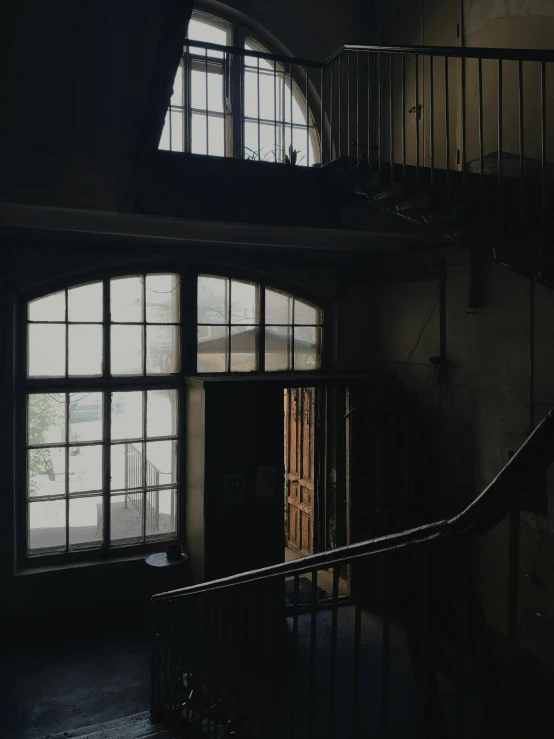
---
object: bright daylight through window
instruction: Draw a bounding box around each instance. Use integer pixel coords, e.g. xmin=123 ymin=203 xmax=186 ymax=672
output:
xmin=23 ymin=272 xmax=321 ymax=559
xmin=159 ymin=12 xmax=319 ymax=165
xmin=25 ymin=275 xmax=180 ymax=557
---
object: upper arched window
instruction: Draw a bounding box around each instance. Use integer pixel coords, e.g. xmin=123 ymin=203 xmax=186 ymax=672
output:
xmin=22 ymin=271 xmax=322 ymax=562
xmin=159 ymin=11 xmax=320 ymax=166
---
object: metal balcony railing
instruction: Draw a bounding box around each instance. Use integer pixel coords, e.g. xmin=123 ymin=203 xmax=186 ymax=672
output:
xmin=150 ymin=411 xmax=554 ymax=738
xmin=161 ymin=41 xmax=554 ymax=275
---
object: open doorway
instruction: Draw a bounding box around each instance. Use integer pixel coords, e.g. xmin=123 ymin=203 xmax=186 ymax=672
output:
xmin=284 ymin=387 xmax=349 ymax=603
xmin=284 ymin=388 xmax=316 ymax=561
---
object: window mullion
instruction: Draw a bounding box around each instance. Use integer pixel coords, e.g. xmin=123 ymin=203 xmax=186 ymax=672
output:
xmin=259 ymin=284 xmax=266 ymax=372
xmin=103 ymin=277 xmax=111 ymax=550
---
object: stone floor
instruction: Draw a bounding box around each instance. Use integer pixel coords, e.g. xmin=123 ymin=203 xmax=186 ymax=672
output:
xmin=0 ymin=627 xmax=150 ymax=739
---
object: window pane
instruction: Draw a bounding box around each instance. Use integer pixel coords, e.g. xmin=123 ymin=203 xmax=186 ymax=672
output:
xmin=146 ymin=326 xmax=180 ymax=375
xmin=28 ymin=324 xmax=66 ymax=377
xmin=207 ymin=115 xmax=225 ymax=157
xmin=172 ymin=62 xmax=184 ymax=106
xmin=68 ymin=325 xmax=103 ymax=376
xmin=146 ymin=489 xmax=177 ymax=540
xmin=231 ymin=281 xmax=258 ymax=324
xmin=265 ymin=289 xmax=293 ymax=324
xmin=111 ymin=442 xmax=143 ymax=491
xmin=111 ymin=325 xmax=143 ymax=375
xmin=244 ymin=68 xmax=277 ymax=121
xmin=28 ymin=394 xmax=65 ymax=446
xmin=191 ymin=112 xmax=208 ymax=154
xmin=69 ymin=445 xmax=102 ymax=494
xmin=111 ymin=391 xmax=143 ymax=441
xmin=147 ymin=389 xmax=178 ymax=439
xmin=245 ymin=39 xmax=274 ymax=72
xmin=191 ymin=68 xmax=207 ymax=109
xmin=111 ymin=494 xmax=143 ymax=544
xmin=294 ymin=299 xmax=321 ymax=325
xmin=69 ymin=496 xmax=103 ymax=549
xmin=28 ymin=447 xmax=66 ymax=498
xmin=265 ymin=326 xmax=291 ymax=371
xmin=244 ymin=121 xmax=278 ymax=162
xmin=169 ymin=109 xmax=184 ymax=151
xmin=231 ymin=327 xmax=258 ymax=372
xmin=198 ymin=276 xmax=228 ymax=323
xmin=29 ymin=500 xmax=66 ymax=552
xmin=68 ymin=282 xmax=102 ymax=322
xmin=146 ymin=440 xmax=177 ymax=488
xmin=69 ymin=392 xmax=103 ymax=442
xmin=197 ymin=326 xmax=228 ymax=372
xmin=28 ymin=291 xmax=65 ymax=322
xmin=145 ymin=274 xmax=180 ymax=323
xmin=294 ymin=326 xmax=322 ymax=370
xmin=110 ymin=277 xmax=143 ymax=323
xmin=188 ymin=16 xmax=229 ymax=53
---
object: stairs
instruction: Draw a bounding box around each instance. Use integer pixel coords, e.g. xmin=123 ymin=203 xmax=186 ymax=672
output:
xmin=45 ymin=711 xmax=174 ymax=739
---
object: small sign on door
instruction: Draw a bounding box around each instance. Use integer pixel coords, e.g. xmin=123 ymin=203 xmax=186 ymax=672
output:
xmin=256 ymin=467 xmax=277 ymax=497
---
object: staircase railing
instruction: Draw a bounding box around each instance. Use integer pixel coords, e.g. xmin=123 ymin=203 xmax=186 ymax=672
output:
xmin=162 ymin=40 xmax=554 ymax=278
xmin=151 ymin=410 xmax=554 ymax=738
xmin=124 ymin=442 xmax=161 ymax=535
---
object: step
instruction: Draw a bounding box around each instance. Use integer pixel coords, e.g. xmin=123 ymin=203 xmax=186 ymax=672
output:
xmin=44 ymin=711 xmax=174 ymax=739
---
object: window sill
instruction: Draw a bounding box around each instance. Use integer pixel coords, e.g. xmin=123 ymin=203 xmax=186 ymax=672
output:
xmin=15 ymin=547 xmax=182 ymax=576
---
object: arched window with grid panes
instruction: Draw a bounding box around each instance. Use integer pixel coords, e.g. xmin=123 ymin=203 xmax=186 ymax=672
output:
xmin=21 ymin=272 xmax=322 ymax=563
xmin=159 ymin=11 xmax=321 ymax=166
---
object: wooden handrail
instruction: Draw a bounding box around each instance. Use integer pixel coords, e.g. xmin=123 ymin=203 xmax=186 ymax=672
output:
xmin=153 ymin=409 xmax=554 ymax=602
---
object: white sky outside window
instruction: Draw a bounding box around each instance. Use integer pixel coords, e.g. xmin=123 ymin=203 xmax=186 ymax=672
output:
xmin=159 ymin=15 xmax=318 ymax=164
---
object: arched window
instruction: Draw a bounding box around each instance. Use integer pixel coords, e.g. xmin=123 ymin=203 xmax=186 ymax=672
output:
xmin=22 ymin=272 xmax=322 ymax=561
xmin=159 ymin=11 xmax=320 ymax=166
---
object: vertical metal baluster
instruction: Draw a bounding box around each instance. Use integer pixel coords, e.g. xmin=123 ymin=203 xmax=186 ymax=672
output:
xmin=352 ymin=595 xmax=362 ymax=739
xmin=290 ymin=62 xmax=294 ymax=161
xmin=378 ymin=52 xmax=382 ymax=173
xmin=306 ymin=65 xmax=310 ymax=167
xmin=368 ymin=53 xmax=371 ymax=169
xmin=308 ymin=569 xmax=318 ymax=739
xmin=389 ymin=53 xmax=394 ymax=184
xmin=478 ymin=58 xmax=484 ymax=212
xmin=461 ymin=55 xmax=467 ymax=194
xmin=498 ymin=59 xmax=503 ymax=217
xmin=445 ymin=56 xmax=451 ymax=203
xmin=454 ymin=547 xmax=467 ymax=739
xmin=290 ymin=574 xmax=300 ymax=739
xmin=274 ymin=60 xmax=278 ymax=163
xmin=223 ymin=52 xmax=227 ymax=157
xmin=519 ymin=59 xmax=525 ymax=228
xmin=430 ymin=55 xmax=435 ymax=190
xmin=347 ymin=51 xmax=351 ymax=160
xmin=416 ymin=549 xmax=429 ymax=738
xmin=381 ymin=618 xmax=391 ymax=737
xmin=314 ymin=67 xmax=325 ymax=164
xmin=328 ymin=567 xmax=340 ymax=739
xmin=402 ymin=55 xmax=406 ymax=177
xmin=205 ymin=51 xmax=209 ymax=156
xmin=338 ymin=55 xmax=342 ymax=157
xmin=257 ymin=57 xmax=261 ymax=159
xmin=415 ymin=54 xmax=420 ymax=188
xmin=356 ymin=52 xmax=360 ymax=165
xmin=540 ymin=61 xmax=547 ymax=272
xmin=330 ymin=61 xmax=334 ymax=162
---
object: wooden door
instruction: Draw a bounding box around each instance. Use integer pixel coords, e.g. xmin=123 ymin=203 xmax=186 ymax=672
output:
xmin=285 ymin=388 xmax=315 ymax=556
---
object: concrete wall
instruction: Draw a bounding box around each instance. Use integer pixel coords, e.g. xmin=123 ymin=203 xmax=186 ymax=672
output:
xmin=366 ymin=250 xmax=554 ymax=668
xmin=198 ymin=0 xmax=371 ymax=60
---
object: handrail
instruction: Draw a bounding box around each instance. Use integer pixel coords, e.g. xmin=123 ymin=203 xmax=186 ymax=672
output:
xmin=182 ymin=39 xmax=323 ymax=69
xmin=182 ymin=39 xmax=554 ymax=72
xmin=153 ymin=408 xmax=554 ymax=602
xmin=327 ymin=43 xmax=554 ymax=65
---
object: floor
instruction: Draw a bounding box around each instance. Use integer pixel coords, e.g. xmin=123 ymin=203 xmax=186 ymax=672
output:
xmin=284 ymin=545 xmax=350 ymax=598
xmin=0 ymin=627 xmax=150 ymax=739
